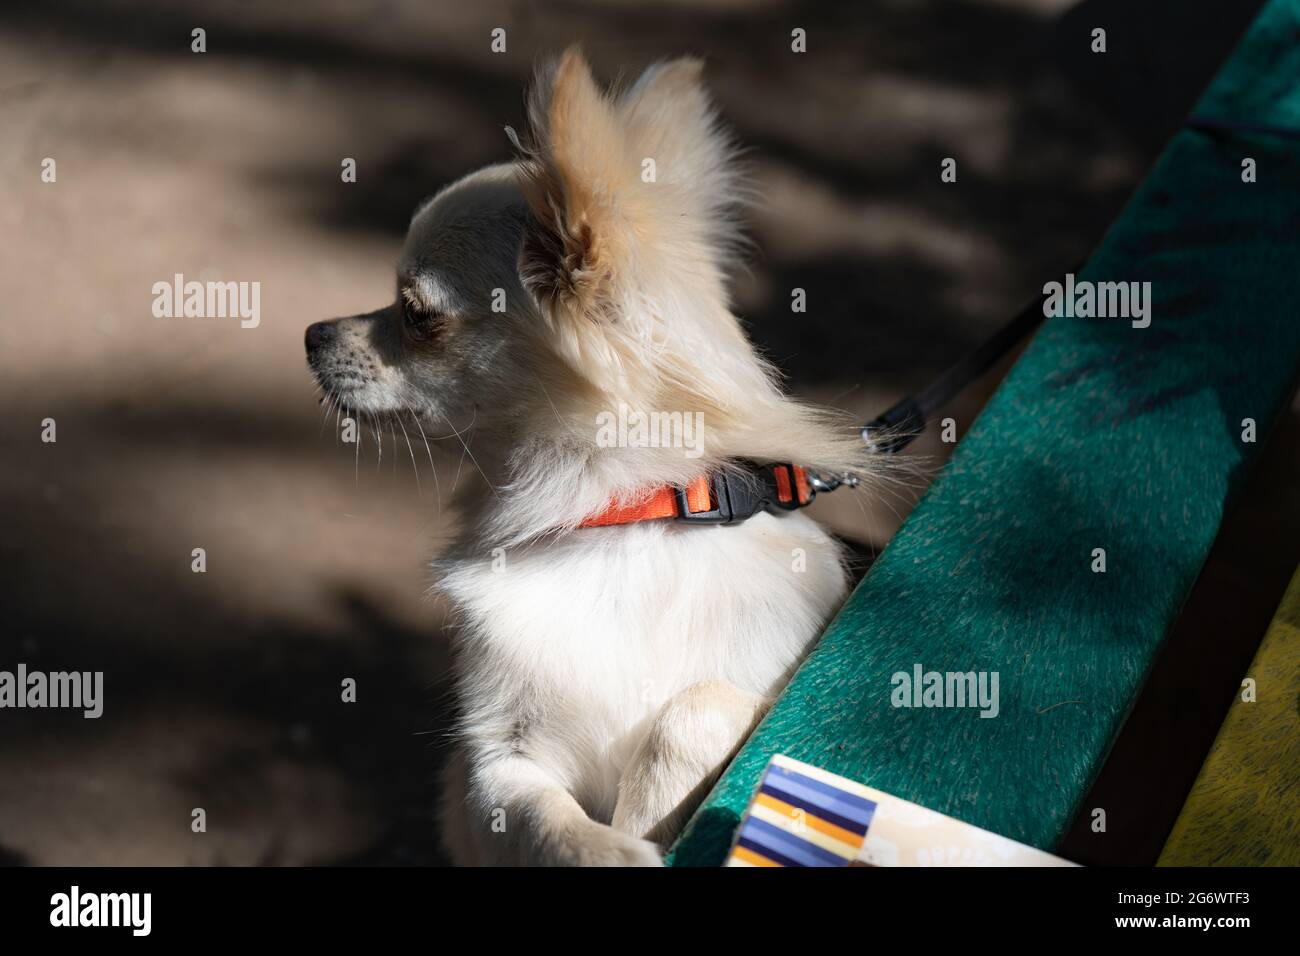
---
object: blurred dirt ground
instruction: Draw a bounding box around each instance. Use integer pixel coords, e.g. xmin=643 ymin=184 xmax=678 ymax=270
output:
xmin=0 ymin=0 xmax=1281 ymax=865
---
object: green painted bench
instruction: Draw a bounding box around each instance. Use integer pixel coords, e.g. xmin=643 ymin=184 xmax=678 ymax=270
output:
xmin=670 ymin=0 xmax=1300 ymax=865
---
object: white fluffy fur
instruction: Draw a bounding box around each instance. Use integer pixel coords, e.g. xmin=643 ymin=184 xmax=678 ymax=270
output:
xmin=307 ymin=48 xmax=888 ymax=865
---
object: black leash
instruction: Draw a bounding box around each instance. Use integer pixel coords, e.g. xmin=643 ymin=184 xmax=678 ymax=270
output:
xmin=849 ymin=114 xmax=1299 ymax=462
xmin=859 ymin=286 xmax=1053 ymax=456
xmin=1184 ymin=115 xmax=1300 ymax=141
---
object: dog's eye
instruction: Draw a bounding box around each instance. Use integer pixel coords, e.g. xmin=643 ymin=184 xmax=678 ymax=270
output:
xmin=401 ymin=298 xmax=447 ymax=341
xmin=402 ymin=297 xmax=440 ymax=325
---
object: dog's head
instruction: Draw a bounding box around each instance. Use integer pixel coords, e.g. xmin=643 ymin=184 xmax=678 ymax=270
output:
xmin=305 ymin=161 xmax=534 ymax=431
xmin=307 ymin=49 xmax=874 ymax=531
xmin=305 ymin=49 xmax=751 ymax=440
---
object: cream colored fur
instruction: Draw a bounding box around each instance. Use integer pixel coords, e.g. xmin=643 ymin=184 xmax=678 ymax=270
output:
xmin=306 ymin=48 xmax=888 ymax=866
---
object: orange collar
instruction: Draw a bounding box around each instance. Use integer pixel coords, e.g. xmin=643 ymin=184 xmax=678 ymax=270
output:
xmin=580 ymin=463 xmax=815 ymax=528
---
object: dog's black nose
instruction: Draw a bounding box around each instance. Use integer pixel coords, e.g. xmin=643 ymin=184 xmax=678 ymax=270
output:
xmin=305 ymin=321 xmax=335 ymax=353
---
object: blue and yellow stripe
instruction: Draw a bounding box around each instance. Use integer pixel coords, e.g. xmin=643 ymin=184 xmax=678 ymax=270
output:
xmin=725 ymin=755 xmax=876 ymax=867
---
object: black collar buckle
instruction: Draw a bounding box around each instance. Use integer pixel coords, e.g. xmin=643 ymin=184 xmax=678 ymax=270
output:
xmin=672 ymin=463 xmax=815 ymax=526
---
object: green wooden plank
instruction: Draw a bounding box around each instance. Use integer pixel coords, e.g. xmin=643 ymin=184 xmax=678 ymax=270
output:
xmin=670 ymin=0 xmax=1300 ymax=866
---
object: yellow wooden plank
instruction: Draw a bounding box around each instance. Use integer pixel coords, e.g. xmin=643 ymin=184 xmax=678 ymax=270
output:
xmin=1158 ymin=566 xmax=1300 ymax=866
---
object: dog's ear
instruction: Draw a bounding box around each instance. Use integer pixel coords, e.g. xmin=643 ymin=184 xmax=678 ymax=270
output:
xmin=516 ymin=49 xmax=632 ymax=333
xmin=615 ymin=56 xmax=741 ymax=253
xmin=515 ymin=49 xmax=743 ymax=386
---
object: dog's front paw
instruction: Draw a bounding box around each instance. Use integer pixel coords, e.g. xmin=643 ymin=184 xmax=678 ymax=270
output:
xmin=564 ymin=821 xmax=664 ymax=867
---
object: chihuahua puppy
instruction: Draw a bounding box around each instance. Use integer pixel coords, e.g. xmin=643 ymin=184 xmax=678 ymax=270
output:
xmin=306 ymin=49 xmax=877 ymax=865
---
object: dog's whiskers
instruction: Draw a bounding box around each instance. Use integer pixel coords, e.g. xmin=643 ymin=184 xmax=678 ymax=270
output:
xmin=397 ymin=414 xmax=421 ymax=496
xmin=416 ymin=406 xmax=478 ymax=442
xmin=319 ymin=385 xmax=340 ymax=438
xmin=439 ymin=409 xmax=497 ymax=498
xmin=410 ymin=411 xmax=442 ymax=516
xmin=351 ymin=401 xmax=360 ymax=483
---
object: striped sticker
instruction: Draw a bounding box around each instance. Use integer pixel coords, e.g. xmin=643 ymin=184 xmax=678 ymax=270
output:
xmin=725 ymin=754 xmax=876 ymax=867
xmin=724 ymin=754 xmax=1078 ymax=868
